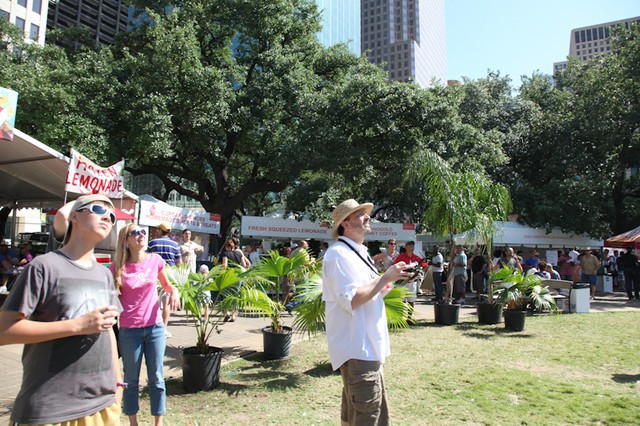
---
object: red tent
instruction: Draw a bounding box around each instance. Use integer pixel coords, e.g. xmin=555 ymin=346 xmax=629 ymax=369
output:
xmin=605 ymin=225 xmax=640 ymax=249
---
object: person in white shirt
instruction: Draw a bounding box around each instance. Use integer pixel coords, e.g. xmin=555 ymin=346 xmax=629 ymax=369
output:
xmin=431 ymin=245 xmax=445 ymax=303
xmin=244 ymin=243 xmax=261 ymax=266
xmin=322 ymin=199 xmax=411 ymax=426
xmin=179 ymin=229 xmax=204 ymax=273
xmin=569 ymin=247 xmax=580 ymax=264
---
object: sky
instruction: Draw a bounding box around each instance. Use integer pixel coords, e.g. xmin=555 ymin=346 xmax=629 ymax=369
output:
xmin=446 ymin=0 xmax=640 ymax=85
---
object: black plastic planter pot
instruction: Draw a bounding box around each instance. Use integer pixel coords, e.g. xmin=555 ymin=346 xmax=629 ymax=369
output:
xmin=181 ymin=346 xmax=223 ymax=393
xmin=262 ymin=326 xmax=293 ymax=359
xmin=477 ymin=302 xmax=503 ymax=325
xmin=434 ymin=303 xmax=460 ymax=325
xmin=504 ymin=310 xmax=526 ymax=332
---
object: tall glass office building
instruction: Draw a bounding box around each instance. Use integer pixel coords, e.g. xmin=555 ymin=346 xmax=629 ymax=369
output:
xmin=362 ymin=0 xmax=446 ymax=87
xmin=315 ymin=0 xmax=361 ymax=54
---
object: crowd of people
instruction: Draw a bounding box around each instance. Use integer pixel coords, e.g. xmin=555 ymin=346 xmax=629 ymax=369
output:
xmin=0 ymin=193 xmax=638 ymax=426
xmin=365 ymin=241 xmax=640 ymax=305
xmin=0 ymin=241 xmax=33 ymax=291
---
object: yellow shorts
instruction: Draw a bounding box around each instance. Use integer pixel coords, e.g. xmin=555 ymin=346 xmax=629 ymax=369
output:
xmin=18 ymin=402 xmax=121 ymax=426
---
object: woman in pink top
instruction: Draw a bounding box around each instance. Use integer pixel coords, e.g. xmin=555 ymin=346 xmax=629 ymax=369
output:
xmin=110 ymin=224 xmax=180 ymax=426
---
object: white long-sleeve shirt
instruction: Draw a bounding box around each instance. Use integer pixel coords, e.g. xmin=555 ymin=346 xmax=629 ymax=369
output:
xmin=322 ymin=236 xmax=390 ymax=371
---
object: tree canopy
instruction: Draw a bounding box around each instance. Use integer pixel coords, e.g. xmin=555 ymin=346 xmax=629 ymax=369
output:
xmin=509 ymin=24 xmax=640 ymax=236
xmin=1 ymin=10 xmax=638 ymax=240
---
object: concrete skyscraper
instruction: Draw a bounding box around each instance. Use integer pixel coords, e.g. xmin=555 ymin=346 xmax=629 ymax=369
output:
xmin=361 ymin=0 xmax=446 ymax=87
xmin=47 ymin=0 xmax=129 ymax=46
xmin=553 ymin=16 xmax=640 ymax=75
xmin=315 ymin=0 xmax=360 ymax=55
xmin=0 ymin=0 xmax=49 ymax=45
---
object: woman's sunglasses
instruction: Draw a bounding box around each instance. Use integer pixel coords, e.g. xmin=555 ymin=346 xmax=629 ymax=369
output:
xmin=129 ymin=229 xmax=147 ymax=237
xmin=78 ymin=204 xmax=116 ymax=224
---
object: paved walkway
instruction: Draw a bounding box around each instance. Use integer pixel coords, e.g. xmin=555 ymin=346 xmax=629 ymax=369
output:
xmin=1 ymin=290 xmax=639 ymax=422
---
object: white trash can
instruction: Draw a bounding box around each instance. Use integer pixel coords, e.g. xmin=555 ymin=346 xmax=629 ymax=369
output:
xmin=596 ymin=275 xmax=613 ymax=293
xmin=570 ymin=284 xmax=590 ymax=313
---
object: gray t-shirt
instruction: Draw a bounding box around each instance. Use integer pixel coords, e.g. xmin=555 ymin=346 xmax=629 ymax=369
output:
xmin=454 ymin=252 xmax=468 ymax=277
xmin=1 ymin=250 xmax=119 ymax=424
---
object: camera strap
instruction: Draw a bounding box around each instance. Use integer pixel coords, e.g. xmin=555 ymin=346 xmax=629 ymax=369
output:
xmin=338 ymin=238 xmax=379 ymax=275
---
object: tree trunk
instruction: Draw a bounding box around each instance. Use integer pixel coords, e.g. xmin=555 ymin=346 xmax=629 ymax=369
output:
xmin=0 ymin=207 xmax=12 ymax=241
xmin=612 ymin=174 xmax=627 ymax=234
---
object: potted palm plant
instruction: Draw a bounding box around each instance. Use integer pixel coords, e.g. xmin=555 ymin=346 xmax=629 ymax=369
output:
xmin=476 ymin=270 xmax=502 ymax=324
xmin=230 ymin=248 xmax=318 ymax=359
xmin=232 ymin=248 xmax=412 ymax=359
xmin=166 ymin=265 xmax=242 ymax=392
xmin=292 ymin=272 xmax=412 ymax=335
xmin=491 ymin=267 xmax=558 ymax=331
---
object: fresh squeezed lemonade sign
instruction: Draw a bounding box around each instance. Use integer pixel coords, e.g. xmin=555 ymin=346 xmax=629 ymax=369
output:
xmin=65 ymin=148 xmax=125 ymax=197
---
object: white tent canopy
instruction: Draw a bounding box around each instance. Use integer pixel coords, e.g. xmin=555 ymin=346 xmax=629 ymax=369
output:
xmin=493 ymin=221 xmax=603 ymax=249
xmin=0 ymin=128 xmax=137 ymax=209
xmin=0 ymin=128 xmax=71 ymax=208
xmin=417 ymin=221 xmax=604 ymax=251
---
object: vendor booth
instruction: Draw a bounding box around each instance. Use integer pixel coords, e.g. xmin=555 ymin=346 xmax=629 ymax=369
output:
xmin=417 ymin=221 xmax=604 ymax=263
xmin=0 ymin=128 xmax=138 ymax=257
xmin=241 ymin=214 xmax=420 ymax=254
xmin=0 ymin=128 xmax=138 ymax=211
xmin=138 ymin=195 xmax=220 ymax=261
xmin=493 ymin=221 xmax=604 ymax=249
xmin=241 ymin=215 xmax=416 ymax=242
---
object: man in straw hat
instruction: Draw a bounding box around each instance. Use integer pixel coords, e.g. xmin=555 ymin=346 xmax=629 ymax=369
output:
xmin=0 ymin=194 xmax=123 ymax=424
xmin=322 ymin=199 xmax=412 ymax=425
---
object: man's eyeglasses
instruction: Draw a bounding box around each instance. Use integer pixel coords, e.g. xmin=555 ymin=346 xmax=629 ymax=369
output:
xmin=78 ymin=204 xmax=116 ymax=224
xmin=388 ymin=242 xmax=397 ymax=245
xmin=129 ymin=229 xmax=147 ymax=237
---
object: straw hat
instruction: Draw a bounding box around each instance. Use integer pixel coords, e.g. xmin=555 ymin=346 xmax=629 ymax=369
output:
xmin=331 ymin=199 xmax=373 ymax=239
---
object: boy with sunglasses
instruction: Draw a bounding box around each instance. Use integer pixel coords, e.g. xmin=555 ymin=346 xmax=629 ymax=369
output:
xmin=0 ymin=194 xmax=123 ymax=425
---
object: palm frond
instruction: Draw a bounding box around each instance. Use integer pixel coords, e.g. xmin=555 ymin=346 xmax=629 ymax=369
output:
xmin=384 ymin=287 xmax=411 ymax=330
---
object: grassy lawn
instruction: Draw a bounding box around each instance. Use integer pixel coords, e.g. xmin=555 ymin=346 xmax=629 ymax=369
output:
xmin=135 ymin=312 xmax=640 ymax=425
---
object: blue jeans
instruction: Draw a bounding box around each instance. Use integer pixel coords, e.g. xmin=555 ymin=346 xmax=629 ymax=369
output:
xmin=433 ymin=271 xmax=443 ymax=301
xmin=581 ymin=273 xmax=597 ymax=286
xmin=118 ymin=323 xmax=166 ymax=416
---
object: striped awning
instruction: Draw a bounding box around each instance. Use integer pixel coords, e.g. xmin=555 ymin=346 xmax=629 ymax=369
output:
xmin=605 ymin=225 xmax=640 ymax=249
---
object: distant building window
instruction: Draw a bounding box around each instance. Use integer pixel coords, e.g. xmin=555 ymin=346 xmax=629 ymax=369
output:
xmin=17 ymin=0 xmax=27 ymax=7
xmin=29 ymin=23 xmax=38 ymax=40
xmin=574 ymin=31 xmax=580 ymax=43
xmin=605 ymin=27 xmax=610 ymax=38
xmin=15 ymin=16 xmax=25 ymax=31
xmin=32 ymin=0 xmax=41 ymax=13
xmin=0 ymin=10 xmax=8 ymax=21
xmin=580 ymin=30 xmax=586 ymax=43
xmin=586 ymin=29 xmax=592 ymax=41
xmin=598 ymin=27 xmax=604 ymax=39
xmin=592 ymin=28 xmax=598 ymax=40
xmin=576 ymin=50 xmax=580 ymax=55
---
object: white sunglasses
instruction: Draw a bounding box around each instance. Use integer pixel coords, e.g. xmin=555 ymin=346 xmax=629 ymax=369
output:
xmin=77 ymin=204 xmax=116 ymax=224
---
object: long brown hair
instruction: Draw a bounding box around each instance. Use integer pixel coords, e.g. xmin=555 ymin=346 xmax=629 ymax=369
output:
xmin=113 ymin=223 xmax=138 ymax=291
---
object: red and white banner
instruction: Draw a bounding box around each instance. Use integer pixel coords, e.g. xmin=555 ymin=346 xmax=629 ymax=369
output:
xmin=139 ymin=195 xmax=221 ymax=235
xmin=65 ymin=148 xmax=125 ymax=197
xmin=241 ymin=216 xmax=417 ymax=242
